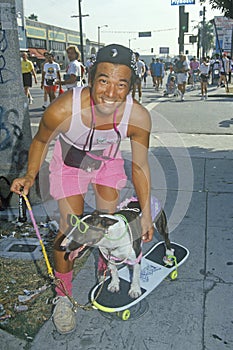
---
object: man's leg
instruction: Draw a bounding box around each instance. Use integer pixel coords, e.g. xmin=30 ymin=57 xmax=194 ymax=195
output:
xmin=53 ymin=194 xmax=84 ymax=334
xmin=132 ymin=83 xmax=136 ymax=99
xmin=93 ymin=184 xmax=119 ymax=213
xmin=138 ymin=80 xmax=142 ymax=102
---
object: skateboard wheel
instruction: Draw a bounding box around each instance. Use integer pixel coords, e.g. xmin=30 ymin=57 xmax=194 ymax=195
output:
xmin=170 ymin=270 xmax=178 ymax=280
xmin=117 ymin=309 xmax=131 ymax=320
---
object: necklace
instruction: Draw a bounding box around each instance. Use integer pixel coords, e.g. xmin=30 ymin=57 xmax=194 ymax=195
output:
xmin=83 ymin=97 xmax=121 ymax=158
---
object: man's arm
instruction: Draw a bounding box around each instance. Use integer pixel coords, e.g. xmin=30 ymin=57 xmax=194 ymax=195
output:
xmin=128 ymin=103 xmax=154 ymax=242
xmin=41 ymin=69 xmax=45 ymax=89
xmin=61 ymin=73 xmax=77 ymax=86
xmin=31 ymin=63 xmax=37 ymax=84
xmin=11 ymin=91 xmax=73 ymax=195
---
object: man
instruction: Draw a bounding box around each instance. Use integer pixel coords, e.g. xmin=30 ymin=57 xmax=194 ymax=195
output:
xmin=174 ymin=54 xmax=190 ymax=101
xmin=150 ymin=58 xmax=162 ymax=90
xmin=199 ymin=57 xmax=210 ymax=100
xmin=218 ymin=53 xmax=229 ymax=87
xmin=41 ymin=52 xmax=49 ymax=109
xmin=86 ymin=54 xmax=96 ymax=83
xmin=41 ymin=52 xmax=61 ymax=103
xmin=21 ymin=52 xmax=37 ymax=104
xmin=132 ymin=52 xmax=145 ymax=103
xmin=11 ymin=44 xmax=154 ymax=334
xmin=189 ymin=56 xmax=200 ymax=89
xmin=61 ymin=45 xmax=83 ymax=90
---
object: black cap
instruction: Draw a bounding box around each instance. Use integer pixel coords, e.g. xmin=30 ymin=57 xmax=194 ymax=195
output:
xmin=96 ymin=44 xmax=138 ymax=77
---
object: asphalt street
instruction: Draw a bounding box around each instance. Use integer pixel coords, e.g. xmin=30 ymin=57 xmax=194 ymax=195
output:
xmin=1 ymin=77 xmax=233 ymax=349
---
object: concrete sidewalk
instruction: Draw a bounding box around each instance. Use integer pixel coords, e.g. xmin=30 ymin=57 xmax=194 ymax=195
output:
xmin=1 ymin=133 xmax=233 ymax=349
xmin=1 ymin=81 xmax=233 ymax=349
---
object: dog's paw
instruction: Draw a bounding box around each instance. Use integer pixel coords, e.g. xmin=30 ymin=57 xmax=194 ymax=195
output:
xmin=107 ymin=281 xmax=120 ymax=293
xmin=128 ymin=286 xmax=142 ymax=299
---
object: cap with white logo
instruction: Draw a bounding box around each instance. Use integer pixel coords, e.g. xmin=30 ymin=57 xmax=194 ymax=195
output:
xmin=95 ymin=44 xmax=138 ymax=77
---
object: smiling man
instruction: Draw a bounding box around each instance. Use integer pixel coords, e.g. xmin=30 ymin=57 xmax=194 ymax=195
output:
xmin=11 ymin=44 xmax=154 ymax=334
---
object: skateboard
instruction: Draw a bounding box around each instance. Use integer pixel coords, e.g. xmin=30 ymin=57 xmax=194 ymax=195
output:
xmin=90 ymin=241 xmax=189 ymax=320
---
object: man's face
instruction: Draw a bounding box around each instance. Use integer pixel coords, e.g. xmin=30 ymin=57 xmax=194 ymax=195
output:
xmin=67 ymin=49 xmax=77 ymax=62
xmin=47 ymin=55 xmax=54 ymax=63
xmin=91 ymin=62 xmax=132 ymax=116
xmin=22 ymin=53 xmax=27 ymax=60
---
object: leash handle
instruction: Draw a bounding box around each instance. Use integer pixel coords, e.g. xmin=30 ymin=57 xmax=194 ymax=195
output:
xmin=18 ymin=190 xmax=27 ymax=222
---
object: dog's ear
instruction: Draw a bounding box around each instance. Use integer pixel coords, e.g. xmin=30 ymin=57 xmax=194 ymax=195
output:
xmin=101 ymin=217 xmax=118 ymax=228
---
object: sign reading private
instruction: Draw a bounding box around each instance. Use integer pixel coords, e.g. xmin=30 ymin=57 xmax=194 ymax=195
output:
xmin=171 ymin=0 xmax=195 ymax=5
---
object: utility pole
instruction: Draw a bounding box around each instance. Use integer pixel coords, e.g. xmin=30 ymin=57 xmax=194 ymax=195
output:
xmin=202 ymin=6 xmax=206 ymax=57
xmin=78 ymin=0 xmax=84 ymax=63
xmin=71 ymin=1 xmax=89 ymax=63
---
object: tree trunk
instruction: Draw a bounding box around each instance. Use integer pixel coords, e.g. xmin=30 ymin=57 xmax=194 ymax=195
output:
xmin=0 ymin=0 xmax=37 ymax=208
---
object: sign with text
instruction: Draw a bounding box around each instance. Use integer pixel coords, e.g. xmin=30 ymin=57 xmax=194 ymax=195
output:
xmin=171 ymin=0 xmax=195 ymax=5
xmin=159 ymin=47 xmax=169 ymax=54
xmin=139 ymin=31 xmax=151 ymax=37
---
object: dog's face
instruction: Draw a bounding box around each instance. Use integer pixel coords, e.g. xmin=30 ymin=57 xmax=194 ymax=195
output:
xmin=60 ymin=212 xmax=119 ymax=252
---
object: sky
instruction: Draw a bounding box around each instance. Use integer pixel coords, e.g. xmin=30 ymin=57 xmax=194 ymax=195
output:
xmin=23 ymin=0 xmax=222 ymax=56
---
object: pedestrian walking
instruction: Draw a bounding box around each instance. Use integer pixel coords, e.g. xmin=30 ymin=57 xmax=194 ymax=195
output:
xmin=199 ymin=57 xmax=210 ymax=100
xmin=189 ymin=56 xmax=200 ymax=89
xmin=11 ymin=43 xmax=154 ymax=335
xmin=132 ymin=52 xmax=145 ymax=103
xmin=150 ymin=58 xmax=162 ymax=90
xmin=174 ymin=54 xmax=190 ymax=101
xmin=61 ymin=45 xmax=84 ymax=90
xmin=41 ymin=52 xmax=49 ymax=109
xmin=41 ymin=52 xmax=61 ymax=104
xmin=21 ymin=52 xmax=37 ymax=104
xmin=218 ymin=53 xmax=230 ymax=87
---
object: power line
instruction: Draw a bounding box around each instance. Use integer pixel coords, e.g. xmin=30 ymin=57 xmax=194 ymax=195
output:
xmin=103 ymin=28 xmax=177 ymax=34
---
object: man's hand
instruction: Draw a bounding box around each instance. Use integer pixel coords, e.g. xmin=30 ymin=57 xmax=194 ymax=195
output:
xmin=10 ymin=175 xmax=35 ymax=196
xmin=141 ymin=215 xmax=154 ymax=242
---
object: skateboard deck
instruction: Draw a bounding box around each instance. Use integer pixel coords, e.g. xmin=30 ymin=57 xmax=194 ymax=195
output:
xmin=90 ymin=241 xmax=189 ymax=317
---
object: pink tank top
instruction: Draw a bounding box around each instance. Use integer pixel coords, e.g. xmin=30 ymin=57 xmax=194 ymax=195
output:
xmin=60 ymin=87 xmax=133 ymax=152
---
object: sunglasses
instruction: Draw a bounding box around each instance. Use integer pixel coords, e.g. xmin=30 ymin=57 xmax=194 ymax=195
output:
xmin=70 ymin=214 xmax=89 ymax=233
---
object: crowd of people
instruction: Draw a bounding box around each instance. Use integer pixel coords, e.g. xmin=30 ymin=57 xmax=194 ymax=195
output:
xmin=21 ymin=46 xmax=233 ymax=107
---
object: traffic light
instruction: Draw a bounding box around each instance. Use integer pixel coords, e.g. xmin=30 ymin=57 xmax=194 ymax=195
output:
xmin=180 ymin=11 xmax=189 ymax=32
xmin=189 ymin=35 xmax=197 ymax=44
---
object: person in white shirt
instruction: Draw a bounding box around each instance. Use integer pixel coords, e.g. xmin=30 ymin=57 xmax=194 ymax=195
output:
xmin=199 ymin=57 xmax=210 ymax=100
xmin=132 ymin=52 xmax=145 ymax=103
xmin=174 ymin=54 xmax=190 ymax=101
xmin=41 ymin=53 xmax=61 ymax=103
xmin=218 ymin=53 xmax=230 ymax=87
xmin=61 ymin=45 xmax=83 ymax=90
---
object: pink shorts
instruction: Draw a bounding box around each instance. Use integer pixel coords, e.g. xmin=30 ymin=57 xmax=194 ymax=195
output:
xmin=49 ymin=139 xmax=127 ymax=200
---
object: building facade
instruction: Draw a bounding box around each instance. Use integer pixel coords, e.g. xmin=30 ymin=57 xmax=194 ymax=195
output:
xmin=16 ymin=0 xmax=99 ymax=69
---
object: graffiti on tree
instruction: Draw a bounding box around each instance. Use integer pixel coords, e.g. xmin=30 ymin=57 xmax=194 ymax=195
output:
xmin=0 ymin=29 xmax=16 ymax=84
xmin=0 ymin=106 xmax=28 ymax=171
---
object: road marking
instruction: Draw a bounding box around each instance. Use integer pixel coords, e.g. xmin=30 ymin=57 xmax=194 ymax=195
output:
xmin=145 ymin=101 xmax=161 ymax=111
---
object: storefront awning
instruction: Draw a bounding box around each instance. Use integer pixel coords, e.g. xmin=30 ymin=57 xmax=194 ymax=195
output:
xmin=28 ymin=48 xmax=47 ymax=60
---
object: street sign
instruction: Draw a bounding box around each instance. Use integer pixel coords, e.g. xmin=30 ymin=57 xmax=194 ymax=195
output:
xmin=138 ymin=31 xmax=151 ymax=37
xmin=159 ymin=47 xmax=169 ymax=54
xmin=171 ymin=0 xmax=195 ymax=5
